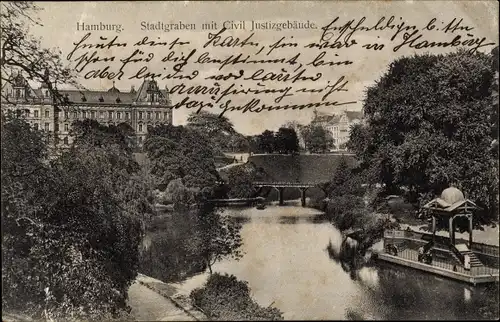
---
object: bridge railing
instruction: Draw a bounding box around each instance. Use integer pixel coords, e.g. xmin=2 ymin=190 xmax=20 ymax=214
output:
xmin=253 ymin=181 xmax=320 ymax=187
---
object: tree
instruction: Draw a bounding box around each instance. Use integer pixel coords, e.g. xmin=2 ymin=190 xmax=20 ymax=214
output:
xmin=186 ymin=111 xmax=242 ymax=155
xmin=144 ymin=124 xmax=222 ymax=196
xmin=70 ymin=119 xmax=137 ymax=154
xmin=187 ymin=110 xmax=236 ymax=136
xmin=225 ymin=165 xmax=257 ymax=199
xmin=490 ymin=46 xmax=499 ymax=152
xmin=198 ymin=209 xmax=243 ymax=274
xmin=274 ymin=127 xmax=299 ymax=154
xmin=257 ymin=130 xmax=275 ymax=154
xmin=228 ymin=135 xmax=250 ymax=153
xmin=302 ymin=124 xmax=334 ymax=153
xmin=1 ymin=2 xmax=77 ymax=103
xmin=1 ymin=115 xmax=148 ymax=320
xmin=350 ymin=50 xmax=498 ymax=222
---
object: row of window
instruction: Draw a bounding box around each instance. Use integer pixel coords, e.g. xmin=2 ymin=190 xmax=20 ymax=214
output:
xmin=15 ymin=109 xmax=172 ymax=122
xmin=62 ymin=122 xmax=151 ymax=133
xmin=23 ymin=110 xmax=49 ymax=118
xmin=32 ymin=122 xmax=153 ymax=137
xmin=60 ymin=135 xmax=145 ymax=146
xmin=33 ymin=123 xmax=51 ymax=131
xmin=62 ymin=110 xmax=171 ymax=121
xmin=12 ymin=88 xmax=50 ymax=98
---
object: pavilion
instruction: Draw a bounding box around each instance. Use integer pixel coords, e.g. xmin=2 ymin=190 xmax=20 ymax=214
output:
xmin=422 ymin=186 xmax=480 ymax=249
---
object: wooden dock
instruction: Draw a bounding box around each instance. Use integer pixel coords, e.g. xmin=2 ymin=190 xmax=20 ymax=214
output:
xmin=377 ymin=252 xmax=499 ymax=285
xmin=378 ymin=229 xmax=499 ymax=285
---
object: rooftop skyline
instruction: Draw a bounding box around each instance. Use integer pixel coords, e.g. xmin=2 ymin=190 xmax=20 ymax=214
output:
xmin=24 ymin=1 xmax=499 ymax=135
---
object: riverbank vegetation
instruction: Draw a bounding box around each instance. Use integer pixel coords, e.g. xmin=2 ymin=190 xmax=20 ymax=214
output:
xmin=314 ymin=156 xmax=399 ymax=255
xmin=348 ymin=49 xmax=499 ymax=229
xmin=2 ymin=116 xmax=149 ymax=321
xmin=190 ymin=273 xmax=284 ymax=320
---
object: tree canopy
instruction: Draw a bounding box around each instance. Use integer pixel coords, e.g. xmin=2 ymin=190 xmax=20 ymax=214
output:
xmin=349 ymin=49 xmax=498 ymax=222
xmin=144 ymin=124 xmax=223 ymax=198
xmin=301 ymin=124 xmax=334 ymax=153
xmin=274 ymin=127 xmax=299 ymax=154
xmin=1 ymin=115 xmax=149 ymax=320
xmin=186 ymin=111 xmax=249 ymax=154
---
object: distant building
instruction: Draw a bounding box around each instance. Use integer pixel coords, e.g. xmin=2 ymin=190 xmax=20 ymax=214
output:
xmin=1 ymin=72 xmax=173 ymax=148
xmin=311 ymin=109 xmax=363 ymax=150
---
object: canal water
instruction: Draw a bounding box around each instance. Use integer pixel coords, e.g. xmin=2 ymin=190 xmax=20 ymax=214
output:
xmin=170 ymin=201 xmax=499 ymax=320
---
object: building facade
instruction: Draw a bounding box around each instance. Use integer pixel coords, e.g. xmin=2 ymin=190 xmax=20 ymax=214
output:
xmin=311 ymin=109 xmax=363 ymax=150
xmin=1 ymin=73 xmax=173 ymax=148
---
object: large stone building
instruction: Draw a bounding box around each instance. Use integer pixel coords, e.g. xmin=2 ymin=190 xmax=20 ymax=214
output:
xmin=311 ymin=109 xmax=363 ymax=150
xmin=1 ymin=72 xmax=173 ymax=148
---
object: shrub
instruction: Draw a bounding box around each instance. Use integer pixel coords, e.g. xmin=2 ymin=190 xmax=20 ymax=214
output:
xmin=325 ymin=194 xmax=366 ymax=231
xmin=190 ymin=273 xmax=284 ymax=321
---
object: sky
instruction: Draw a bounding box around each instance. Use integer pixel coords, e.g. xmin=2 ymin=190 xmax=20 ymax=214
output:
xmin=28 ymin=1 xmax=499 ymax=135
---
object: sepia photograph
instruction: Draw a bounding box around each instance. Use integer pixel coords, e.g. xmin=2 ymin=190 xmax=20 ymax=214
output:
xmin=1 ymin=0 xmax=499 ymax=321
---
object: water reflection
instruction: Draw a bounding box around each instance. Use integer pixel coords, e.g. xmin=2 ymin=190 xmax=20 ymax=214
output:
xmin=209 ymin=205 xmax=498 ymax=320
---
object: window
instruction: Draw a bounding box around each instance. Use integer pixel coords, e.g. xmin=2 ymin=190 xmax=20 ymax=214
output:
xmin=138 ymin=136 xmax=143 ymax=144
xmin=44 ymin=123 xmax=50 ymax=131
xmin=147 ymin=112 xmax=151 ymax=120
xmin=82 ymin=110 xmax=86 ymax=118
xmin=25 ymin=109 xmax=30 ymax=117
xmin=164 ymin=112 xmax=170 ymax=123
xmin=64 ymin=124 xmax=69 ymax=132
xmin=138 ymin=112 xmax=143 ymax=120
xmin=108 ymin=111 xmax=113 ymax=119
xmin=63 ymin=137 xmax=69 ymax=145
xmin=125 ymin=112 xmax=130 ymax=120
xmin=73 ymin=111 xmax=78 ymax=118
xmin=99 ymin=111 xmax=104 ymax=119
xmin=117 ymin=112 xmax=121 ymax=120
xmin=91 ymin=111 xmax=96 ymax=119
xmin=64 ymin=111 xmax=69 ymax=118
xmin=156 ymin=112 xmax=160 ymax=120
xmin=34 ymin=110 xmax=39 ymax=118
xmin=34 ymin=123 xmax=39 ymax=130
xmin=138 ymin=124 xmax=143 ymax=132
xmin=15 ymin=88 xmax=21 ymax=98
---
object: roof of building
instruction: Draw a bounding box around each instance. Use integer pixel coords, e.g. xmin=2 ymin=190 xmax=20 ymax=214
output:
xmin=422 ymin=187 xmax=480 ymax=214
xmin=345 ymin=111 xmax=363 ymax=122
xmin=312 ymin=110 xmax=363 ymax=125
xmin=1 ymin=73 xmax=170 ymax=106
xmin=440 ymin=187 xmax=465 ymax=205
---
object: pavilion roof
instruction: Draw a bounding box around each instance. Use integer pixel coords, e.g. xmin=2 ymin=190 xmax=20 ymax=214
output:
xmin=422 ymin=198 xmax=481 ymax=215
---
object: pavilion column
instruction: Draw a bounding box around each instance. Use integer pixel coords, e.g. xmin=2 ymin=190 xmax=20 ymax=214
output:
xmin=300 ymin=187 xmax=308 ymax=207
xmin=277 ymin=187 xmax=285 ymax=206
xmin=449 ymin=216 xmax=454 ymax=245
xmin=432 ymin=216 xmax=436 ymax=241
xmin=468 ymin=214 xmax=473 ymax=248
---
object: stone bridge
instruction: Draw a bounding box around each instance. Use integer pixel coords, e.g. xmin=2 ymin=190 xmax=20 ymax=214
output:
xmin=253 ymin=181 xmax=324 ymax=207
xmin=248 ymin=154 xmax=357 ymax=207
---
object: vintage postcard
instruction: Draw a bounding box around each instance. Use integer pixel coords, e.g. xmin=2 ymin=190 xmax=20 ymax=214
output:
xmin=1 ymin=0 xmax=499 ymax=321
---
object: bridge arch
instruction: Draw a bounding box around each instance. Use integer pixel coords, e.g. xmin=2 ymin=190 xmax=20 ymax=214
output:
xmin=253 ymin=181 xmax=327 ymax=207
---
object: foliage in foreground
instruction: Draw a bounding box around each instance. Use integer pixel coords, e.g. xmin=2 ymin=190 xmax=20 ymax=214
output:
xmin=190 ymin=273 xmax=284 ymax=321
xmin=1 ymin=115 xmax=148 ymax=320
